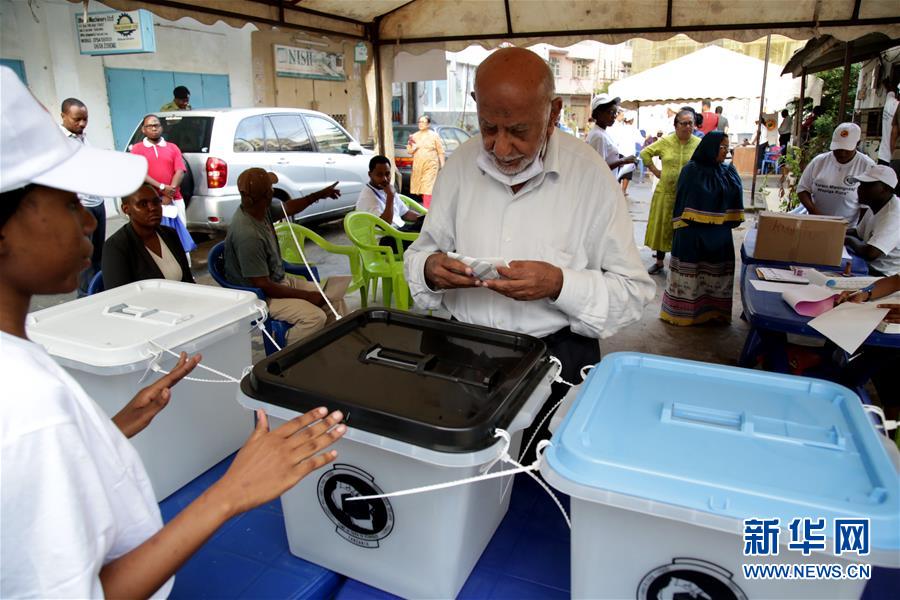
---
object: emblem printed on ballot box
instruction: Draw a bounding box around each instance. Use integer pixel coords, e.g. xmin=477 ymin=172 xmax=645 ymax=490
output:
xmin=637 ymin=558 xmax=747 ymax=600
xmin=317 ymin=464 xmax=395 ymax=548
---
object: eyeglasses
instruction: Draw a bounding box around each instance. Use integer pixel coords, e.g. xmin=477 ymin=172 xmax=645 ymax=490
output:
xmin=143 ymin=123 xmax=161 ymax=129
xmin=676 ymin=120 xmax=694 ymax=127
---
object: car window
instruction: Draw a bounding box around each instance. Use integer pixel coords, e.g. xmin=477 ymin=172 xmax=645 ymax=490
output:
xmin=305 ymin=115 xmax=351 ymax=153
xmin=263 ymin=117 xmax=280 ymax=152
xmin=393 ymin=127 xmax=415 ymax=146
xmin=453 ymin=128 xmax=471 ymax=144
xmin=268 ymin=114 xmax=312 ymax=152
xmin=439 ymin=129 xmax=460 ymax=152
xmin=128 ymin=116 xmax=213 ymax=153
xmin=233 ymin=116 xmax=265 ymax=152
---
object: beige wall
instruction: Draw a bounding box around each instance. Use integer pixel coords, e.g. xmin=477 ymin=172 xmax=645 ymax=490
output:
xmin=250 ymin=29 xmax=372 ymax=144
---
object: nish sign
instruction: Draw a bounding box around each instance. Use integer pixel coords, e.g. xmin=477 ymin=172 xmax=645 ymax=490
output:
xmin=274 ymin=44 xmax=345 ymax=81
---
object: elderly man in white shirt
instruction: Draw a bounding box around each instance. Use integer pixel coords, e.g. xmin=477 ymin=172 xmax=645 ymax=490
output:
xmin=404 ymin=48 xmax=655 ymax=453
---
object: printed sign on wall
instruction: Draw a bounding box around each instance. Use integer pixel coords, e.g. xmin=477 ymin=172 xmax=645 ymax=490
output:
xmin=76 ymin=10 xmax=156 ymax=56
xmin=274 ymin=44 xmax=345 ymax=81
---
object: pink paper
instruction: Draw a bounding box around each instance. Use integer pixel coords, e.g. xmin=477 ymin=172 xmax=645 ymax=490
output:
xmin=793 ymin=297 xmax=836 ymax=317
xmin=782 ymin=285 xmax=839 ymax=317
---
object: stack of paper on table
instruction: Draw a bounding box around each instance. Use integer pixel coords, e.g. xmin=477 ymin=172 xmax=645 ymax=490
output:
xmin=875 ymin=292 xmax=900 ymax=334
xmin=755 ymin=267 xmax=808 ymax=284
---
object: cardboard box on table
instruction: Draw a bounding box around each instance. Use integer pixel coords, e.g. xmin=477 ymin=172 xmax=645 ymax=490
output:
xmin=754 ymin=211 xmax=847 ymax=267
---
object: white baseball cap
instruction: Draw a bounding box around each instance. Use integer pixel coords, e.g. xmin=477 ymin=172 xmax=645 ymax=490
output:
xmin=850 ymin=164 xmax=899 ymax=189
xmin=829 ymin=122 xmax=861 ymax=151
xmin=591 ymin=93 xmax=621 ymax=112
xmin=0 ymin=66 xmax=146 ymax=195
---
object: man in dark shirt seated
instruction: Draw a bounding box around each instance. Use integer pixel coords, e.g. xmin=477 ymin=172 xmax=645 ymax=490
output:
xmin=224 ymin=168 xmax=346 ymax=345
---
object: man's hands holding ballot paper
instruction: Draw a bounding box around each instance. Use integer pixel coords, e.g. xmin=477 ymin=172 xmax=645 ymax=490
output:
xmin=424 ymin=252 xmax=564 ymax=301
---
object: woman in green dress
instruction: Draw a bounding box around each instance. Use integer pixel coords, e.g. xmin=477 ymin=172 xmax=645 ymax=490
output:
xmin=640 ymin=107 xmax=702 ymax=274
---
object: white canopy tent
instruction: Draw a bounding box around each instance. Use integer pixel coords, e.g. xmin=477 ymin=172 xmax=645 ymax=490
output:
xmin=608 ymin=46 xmax=824 ymax=139
xmin=609 ymin=46 xmax=823 ymax=109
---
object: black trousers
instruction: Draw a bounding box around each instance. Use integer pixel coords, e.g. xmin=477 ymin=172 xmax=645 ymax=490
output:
xmin=378 ymin=215 xmax=425 ymax=252
xmin=519 ymin=327 xmax=602 ymax=464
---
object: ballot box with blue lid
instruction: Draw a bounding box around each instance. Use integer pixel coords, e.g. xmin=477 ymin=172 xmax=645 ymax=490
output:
xmin=27 ymin=280 xmax=263 ymax=500
xmin=541 ymin=352 xmax=900 ymax=600
xmin=238 ymin=308 xmax=555 ymax=599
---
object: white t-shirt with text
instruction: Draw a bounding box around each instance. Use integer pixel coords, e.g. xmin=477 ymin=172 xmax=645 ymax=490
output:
xmin=797 ymin=151 xmax=876 ymax=222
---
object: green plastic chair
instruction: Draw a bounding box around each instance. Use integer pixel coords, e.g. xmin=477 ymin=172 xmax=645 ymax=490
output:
xmin=274 ymin=221 xmax=367 ymax=307
xmin=343 ymin=211 xmax=417 ymax=310
xmin=399 ymin=194 xmax=428 ymax=215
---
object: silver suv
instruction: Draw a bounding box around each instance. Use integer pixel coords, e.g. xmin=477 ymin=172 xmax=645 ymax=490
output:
xmin=125 ymin=108 xmax=373 ymax=231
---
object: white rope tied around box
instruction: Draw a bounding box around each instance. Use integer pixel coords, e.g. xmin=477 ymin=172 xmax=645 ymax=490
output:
xmin=279 ymin=201 xmax=342 ymax=321
xmin=146 ymin=341 xmax=242 ymax=384
xmin=345 ymin=430 xmax=571 ymax=529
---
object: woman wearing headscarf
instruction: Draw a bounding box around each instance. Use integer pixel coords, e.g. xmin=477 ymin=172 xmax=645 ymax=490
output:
xmin=660 ymin=131 xmax=744 ymax=325
xmin=407 ymin=115 xmax=445 ymax=208
xmin=640 ymin=107 xmax=702 ymax=275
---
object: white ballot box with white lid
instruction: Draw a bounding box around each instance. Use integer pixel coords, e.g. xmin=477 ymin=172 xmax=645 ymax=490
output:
xmin=27 ymin=280 xmax=263 ymax=500
xmin=542 ymin=352 xmax=900 ymax=600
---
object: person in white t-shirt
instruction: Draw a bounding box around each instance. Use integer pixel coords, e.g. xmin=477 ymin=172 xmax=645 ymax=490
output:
xmin=845 ymin=164 xmax=900 ymax=276
xmin=0 ymin=66 xmax=346 ymax=599
xmin=797 ymin=122 xmax=875 ymax=222
xmin=585 ymin=94 xmax=636 ymax=177
xmin=356 ymin=155 xmax=425 ymax=230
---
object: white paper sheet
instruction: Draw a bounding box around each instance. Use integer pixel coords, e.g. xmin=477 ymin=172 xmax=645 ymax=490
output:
xmin=750 ymin=280 xmax=810 ymax=293
xmin=808 ymin=302 xmax=891 ymax=354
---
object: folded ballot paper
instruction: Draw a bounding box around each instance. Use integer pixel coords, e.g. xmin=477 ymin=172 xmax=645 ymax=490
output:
xmin=782 ymin=285 xmax=839 ymax=317
xmin=447 ymin=252 xmax=509 ymax=280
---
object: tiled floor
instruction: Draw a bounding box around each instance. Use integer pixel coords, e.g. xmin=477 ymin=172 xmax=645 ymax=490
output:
xmin=161 ymin=455 xmax=897 ymax=599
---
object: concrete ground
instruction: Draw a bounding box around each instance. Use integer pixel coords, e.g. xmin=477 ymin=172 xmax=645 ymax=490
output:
xmin=30 ymin=172 xmax=779 ymax=367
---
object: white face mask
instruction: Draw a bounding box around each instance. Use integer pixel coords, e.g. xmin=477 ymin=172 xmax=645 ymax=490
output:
xmin=476 ymin=134 xmax=549 ymax=188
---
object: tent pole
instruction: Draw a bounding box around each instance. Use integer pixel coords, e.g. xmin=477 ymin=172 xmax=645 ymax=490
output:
xmin=372 ymin=19 xmax=386 ymax=155
xmin=751 ymin=34 xmax=771 ymax=210
xmin=838 ymin=41 xmax=853 ymax=122
xmin=795 ymin=68 xmax=806 ymax=140
xmin=636 ymin=101 xmax=641 ymax=131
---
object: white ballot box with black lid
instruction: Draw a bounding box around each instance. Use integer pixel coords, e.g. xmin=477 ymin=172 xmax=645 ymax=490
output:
xmin=27 ymin=280 xmax=263 ymax=500
xmin=238 ymin=308 xmax=555 ymax=599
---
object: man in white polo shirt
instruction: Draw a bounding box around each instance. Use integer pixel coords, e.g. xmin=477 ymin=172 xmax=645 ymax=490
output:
xmin=846 ymin=164 xmax=900 ymax=276
xmin=60 ymin=97 xmax=106 ymax=295
xmin=797 ymin=122 xmax=875 ymax=223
